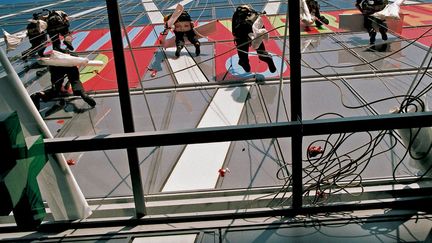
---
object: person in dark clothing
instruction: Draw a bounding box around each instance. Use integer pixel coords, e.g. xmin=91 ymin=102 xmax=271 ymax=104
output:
xmin=355 ymin=0 xmax=389 ymax=45
xmin=306 ymin=0 xmax=329 ymax=28
xmin=31 ymin=65 xmax=96 ymax=110
xmin=164 ymin=11 xmax=200 ymax=57
xmin=45 ymin=10 xmax=74 ymax=52
xmin=22 ymin=13 xmax=48 ymax=59
xmin=232 ymin=5 xmax=276 ymax=73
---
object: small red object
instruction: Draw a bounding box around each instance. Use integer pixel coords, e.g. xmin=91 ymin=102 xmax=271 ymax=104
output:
xmin=57 ymin=119 xmax=65 ymax=124
xmin=308 ymin=146 xmax=324 ymax=157
xmin=218 ymin=167 xmax=230 ymax=177
xmin=151 ymin=69 xmax=157 ymax=77
xmin=67 ymin=159 xmax=76 ymax=166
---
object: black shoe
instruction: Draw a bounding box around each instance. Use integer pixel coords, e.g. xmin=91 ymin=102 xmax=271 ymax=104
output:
xmin=320 ymin=16 xmax=329 ymax=25
xmin=82 ymin=95 xmax=96 ymax=107
xmin=30 ymin=93 xmax=42 ymax=110
xmin=195 ymin=43 xmax=200 ymax=56
xmin=175 ymin=46 xmax=182 ymax=57
xmin=381 ymin=32 xmax=388 ymax=41
xmin=369 ymin=31 xmax=376 ymax=45
xmin=64 ymin=41 xmax=74 ymax=51
xmin=315 ymin=20 xmax=323 ymax=28
xmin=267 ymin=60 xmax=277 ymax=73
xmin=238 ymin=60 xmax=251 ymax=72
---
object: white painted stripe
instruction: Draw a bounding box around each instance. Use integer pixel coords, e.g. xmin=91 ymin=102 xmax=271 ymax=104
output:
xmin=70 ymin=6 xmax=105 ymax=18
xmin=0 ymin=0 xmax=72 ymax=20
xmin=142 ymin=1 xmax=164 ymax=24
xmin=168 ymin=0 xmax=194 ymax=10
xmin=263 ymin=1 xmax=281 ymax=15
xmin=163 ymin=86 xmax=250 ymax=192
xmin=166 ymin=47 xmax=208 ymax=85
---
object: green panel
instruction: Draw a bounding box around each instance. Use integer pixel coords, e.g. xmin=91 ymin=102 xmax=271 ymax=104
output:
xmin=0 ymin=112 xmax=47 ymax=229
xmin=0 ymin=112 xmax=24 ymax=174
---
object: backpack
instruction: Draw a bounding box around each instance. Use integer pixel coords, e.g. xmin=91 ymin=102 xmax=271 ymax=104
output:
xmin=232 ymin=5 xmax=257 ymax=37
xmin=27 ymin=22 xmax=40 ymax=38
xmin=361 ymin=0 xmax=387 ymax=14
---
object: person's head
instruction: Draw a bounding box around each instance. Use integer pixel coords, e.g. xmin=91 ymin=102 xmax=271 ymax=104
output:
xmin=236 ymin=4 xmax=252 ymax=13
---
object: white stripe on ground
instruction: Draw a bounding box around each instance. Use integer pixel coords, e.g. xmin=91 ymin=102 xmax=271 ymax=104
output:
xmin=0 ymin=4 xmax=104 ymax=44
xmin=166 ymin=48 xmax=208 ymax=85
xmin=168 ymin=0 xmax=194 ymax=10
xmin=143 ymin=0 xmax=249 ymax=192
xmin=142 ymin=1 xmax=164 ymax=24
xmin=162 ymin=86 xmax=250 ymax=192
xmin=0 ymin=0 xmax=72 ymax=20
xmin=263 ymin=1 xmax=281 ymax=15
xmin=69 ymin=6 xmax=105 ymax=18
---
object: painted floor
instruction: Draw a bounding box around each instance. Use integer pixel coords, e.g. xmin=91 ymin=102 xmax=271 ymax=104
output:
xmin=1 ymin=0 xmax=432 ymax=199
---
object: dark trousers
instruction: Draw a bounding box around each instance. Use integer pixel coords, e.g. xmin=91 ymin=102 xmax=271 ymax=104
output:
xmin=363 ymin=15 xmax=387 ymax=43
xmin=49 ymin=66 xmax=85 ymax=97
xmin=174 ymin=30 xmax=199 ymax=48
xmin=236 ymin=38 xmax=273 ymax=67
xmin=30 ymin=35 xmax=47 ymax=57
xmin=48 ymin=26 xmax=71 ymax=51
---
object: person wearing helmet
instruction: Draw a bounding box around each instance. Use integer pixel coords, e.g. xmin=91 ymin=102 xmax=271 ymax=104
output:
xmin=231 ymin=5 xmax=276 ymax=73
xmin=45 ymin=9 xmax=74 ymax=52
xmin=22 ymin=13 xmax=48 ymax=59
xmin=164 ymin=11 xmax=200 ymax=58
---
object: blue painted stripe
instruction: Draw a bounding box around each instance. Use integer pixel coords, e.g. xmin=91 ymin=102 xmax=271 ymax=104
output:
xmin=122 ymin=27 xmax=144 ymax=47
xmin=46 ymin=31 xmax=90 ymax=52
xmin=86 ymin=31 xmax=111 ymax=51
xmin=167 ymin=31 xmax=174 ymax=39
xmin=68 ymin=31 xmax=89 ymax=50
xmin=141 ymin=25 xmax=165 ymax=47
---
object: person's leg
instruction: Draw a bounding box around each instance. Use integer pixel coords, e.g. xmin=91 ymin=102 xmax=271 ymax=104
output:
xmin=377 ymin=18 xmax=388 ymax=41
xmin=60 ymin=27 xmax=74 ymax=51
xmin=236 ymin=38 xmax=251 ymax=72
xmin=174 ymin=31 xmax=185 ymax=57
xmin=363 ymin=15 xmax=376 ymax=45
xmin=50 ymin=66 xmax=66 ymax=95
xmin=67 ymin=67 xmax=96 ymax=107
xmin=48 ymin=31 xmax=61 ymax=51
xmin=35 ymin=34 xmax=47 ymax=57
xmin=257 ymin=43 xmax=276 ymax=73
xmin=186 ymin=30 xmax=200 ymax=56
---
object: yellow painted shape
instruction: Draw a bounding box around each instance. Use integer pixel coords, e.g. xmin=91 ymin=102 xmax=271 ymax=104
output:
xmin=402 ymin=9 xmax=431 ymax=26
xmin=268 ymin=16 xmax=286 ymax=36
xmin=80 ymin=54 xmax=108 ymax=83
xmin=219 ymin=19 xmax=232 ymax=33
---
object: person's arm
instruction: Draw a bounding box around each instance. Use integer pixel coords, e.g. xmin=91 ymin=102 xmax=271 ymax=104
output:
xmin=355 ymin=0 xmax=362 ymax=11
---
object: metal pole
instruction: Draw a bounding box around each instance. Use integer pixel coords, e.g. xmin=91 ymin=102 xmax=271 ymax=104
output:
xmin=288 ymin=0 xmax=303 ymax=210
xmin=0 ymin=48 xmax=92 ymax=220
xmin=105 ymin=0 xmax=146 ymax=217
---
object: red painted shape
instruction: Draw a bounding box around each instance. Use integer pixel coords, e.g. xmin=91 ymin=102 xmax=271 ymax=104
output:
xmin=261 ymin=15 xmax=281 ymax=38
xmin=75 ymin=29 xmax=110 ymax=52
xmin=56 ymin=119 xmax=65 ymax=124
xmin=401 ymin=27 xmax=432 ymax=47
xmin=207 ymin=20 xmax=235 ymax=42
xmin=129 ymin=26 xmax=151 ymax=48
xmin=82 ymin=48 xmax=156 ymax=91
